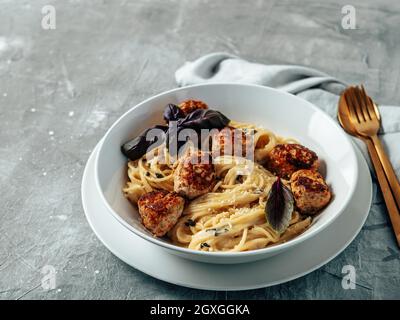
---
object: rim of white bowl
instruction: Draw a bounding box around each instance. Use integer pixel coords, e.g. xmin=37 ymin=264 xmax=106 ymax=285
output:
xmin=94 ymin=82 xmax=359 ymax=258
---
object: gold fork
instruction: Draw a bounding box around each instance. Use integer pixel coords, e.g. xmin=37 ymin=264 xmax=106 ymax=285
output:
xmin=345 ymin=86 xmax=400 ymax=208
xmin=340 ymin=86 xmax=400 ymax=247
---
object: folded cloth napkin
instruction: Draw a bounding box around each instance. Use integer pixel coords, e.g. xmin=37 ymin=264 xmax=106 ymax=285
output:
xmin=176 ymin=53 xmax=400 ymax=187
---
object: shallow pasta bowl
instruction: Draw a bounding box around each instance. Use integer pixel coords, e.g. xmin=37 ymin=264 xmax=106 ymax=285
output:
xmin=94 ymin=83 xmax=358 ymax=264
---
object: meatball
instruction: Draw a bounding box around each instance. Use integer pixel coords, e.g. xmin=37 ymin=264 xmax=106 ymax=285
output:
xmin=174 ymin=151 xmax=215 ymax=199
xmin=138 ymin=190 xmax=185 ymax=237
xmin=290 ymin=169 xmax=331 ymax=214
xmin=266 ymin=143 xmax=318 ymax=179
xmin=179 ymin=99 xmax=208 ymax=116
xmin=212 ymin=127 xmax=253 ymax=158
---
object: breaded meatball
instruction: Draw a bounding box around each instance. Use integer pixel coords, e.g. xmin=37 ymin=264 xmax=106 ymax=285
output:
xmin=211 ymin=127 xmax=253 ymax=158
xmin=138 ymin=190 xmax=185 ymax=237
xmin=290 ymin=169 xmax=331 ymax=214
xmin=178 ymin=99 xmax=208 ymax=116
xmin=174 ymin=151 xmax=215 ymax=199
xmin=266 ymin=144 xmax=318 ymax=179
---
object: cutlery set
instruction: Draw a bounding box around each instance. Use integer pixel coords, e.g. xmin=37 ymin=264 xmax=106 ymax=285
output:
xmin=338 ymin=86 xmax=400 ymax=247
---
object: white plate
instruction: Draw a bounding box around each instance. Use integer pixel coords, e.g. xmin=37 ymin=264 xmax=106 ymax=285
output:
xmin=95 ymin=83 xmax=359 ymax=264
xmin=82 ymin=142 xmax=372 ymax=291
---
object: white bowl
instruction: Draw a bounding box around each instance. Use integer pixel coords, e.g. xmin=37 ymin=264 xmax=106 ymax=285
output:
xmin=94 ymin=83 xmax=358 ymax=264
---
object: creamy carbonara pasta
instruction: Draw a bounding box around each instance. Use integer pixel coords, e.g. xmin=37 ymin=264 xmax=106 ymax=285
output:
xmin=123 ymin=117 xmax=318 ymax=252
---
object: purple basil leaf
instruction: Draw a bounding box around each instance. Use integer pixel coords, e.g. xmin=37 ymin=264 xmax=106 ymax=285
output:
xmin=121 ymin=125 xmax=167 ymax=161
xmin=178 ymin=109 xmax=230 ymax=130
xmin=265 ymin=178 xmax=294 ymax=233
xmin=166 ymin=108 xmax=230 ymax=153
xmin=122 ymin=107 xmax=230 ymax=160
xmin=163 ymin=104 xmax=184 ymax=122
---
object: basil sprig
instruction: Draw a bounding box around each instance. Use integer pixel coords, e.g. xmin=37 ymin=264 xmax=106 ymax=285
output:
xmin=122 ymin=104 xmax=230 ymax=161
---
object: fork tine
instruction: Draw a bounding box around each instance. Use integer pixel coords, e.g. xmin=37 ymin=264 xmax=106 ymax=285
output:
xmin=354 ymin=86 xmax=370 ymax=121
xmin=358 ymin=85 xmax=372 ymax=120
xmin=349 ymin=86 xmax=364 ymax=122
xmin=344 ymin=87 xmax=360 ymax=124
xmin=361 ymin=85 xmax=378 ymax=121
xmin=370 ymin=97 xmax=381 ymax=121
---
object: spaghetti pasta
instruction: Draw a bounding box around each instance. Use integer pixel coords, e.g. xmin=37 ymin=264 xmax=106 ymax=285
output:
xmin=123 ymin=120 xmax=313 ymax=252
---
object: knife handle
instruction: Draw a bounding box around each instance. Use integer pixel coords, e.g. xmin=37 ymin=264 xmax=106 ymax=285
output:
xmin=366 ymin=138 xmax=400 ymax=247
xmin=370 ymin=134 xmax=400 ymax=210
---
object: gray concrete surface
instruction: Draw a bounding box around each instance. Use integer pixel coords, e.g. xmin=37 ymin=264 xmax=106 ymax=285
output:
xmin=1 ymin=0 xmax=400 ymax=299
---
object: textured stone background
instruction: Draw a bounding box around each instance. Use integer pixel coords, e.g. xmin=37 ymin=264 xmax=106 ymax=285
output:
xmin=0 ymin=0 xmax=399 ymax=299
